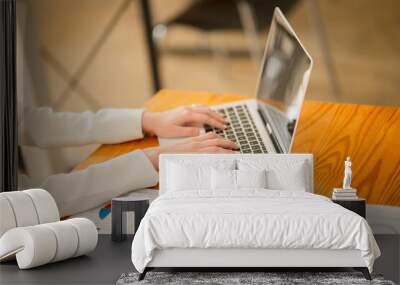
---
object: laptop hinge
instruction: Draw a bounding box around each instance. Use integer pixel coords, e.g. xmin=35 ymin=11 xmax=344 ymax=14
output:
xmin=257 ymin=108 xmax=283 ymax=153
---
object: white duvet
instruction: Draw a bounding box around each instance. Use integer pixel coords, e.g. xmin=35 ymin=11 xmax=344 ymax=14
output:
xmin=131 ymin=190 xmax=380 ymax=273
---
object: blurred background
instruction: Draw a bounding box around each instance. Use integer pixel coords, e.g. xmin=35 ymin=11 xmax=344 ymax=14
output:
xmin=17 ymin=0 xmax=400 ymax=179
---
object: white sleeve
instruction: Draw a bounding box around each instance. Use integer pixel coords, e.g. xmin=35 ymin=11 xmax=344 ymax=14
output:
xmin=41 ymin=150 xmax=158 ymax=217
xmin=23 ymin=107 xmax=145 ymax=148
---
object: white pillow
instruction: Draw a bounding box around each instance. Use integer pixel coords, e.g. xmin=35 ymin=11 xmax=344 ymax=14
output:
xmin=238 ymin=160 xmax=307 ymax=191
xmin=237 ymin=169 xmax=267 ymax=189
xmin=211 ymin=168 xmax=236 ymax=190
xmin=265 ymin=163 xmax=306 ymax=191
xmin=211 ymin=169 xmax=267 ymax=190
xmin=167 ymin=163 xmax=209 ymax=191
xmin=167 ymin=160 xmax=235 ymax=191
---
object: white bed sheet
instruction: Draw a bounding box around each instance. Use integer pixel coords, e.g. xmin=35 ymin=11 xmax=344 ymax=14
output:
xmin=131 ymin=190 xmax=380 ymax=273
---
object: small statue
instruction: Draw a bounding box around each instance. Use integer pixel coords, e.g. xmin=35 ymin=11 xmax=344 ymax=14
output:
xmin=342 ymin=157 xmax=352 ymax=189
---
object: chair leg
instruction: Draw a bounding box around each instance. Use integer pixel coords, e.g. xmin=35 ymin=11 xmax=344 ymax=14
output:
xmin=138 ymin=268 xmax=148 ymax=281
xmin=307 ymin=0 xmax=342 ymax=98
xmin=237 ymin=0 xmax=262 ymax=69
xmin=354 ymin=267 xmax=372 ymax=280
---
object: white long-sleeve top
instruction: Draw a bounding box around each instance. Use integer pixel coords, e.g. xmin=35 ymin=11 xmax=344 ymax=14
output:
xmin=19 ymin=107 xmax=159 ymax=217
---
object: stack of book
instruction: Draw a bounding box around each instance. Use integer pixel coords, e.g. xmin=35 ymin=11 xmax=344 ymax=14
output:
xmin=332 ymin=188 xmax=358 ymax=200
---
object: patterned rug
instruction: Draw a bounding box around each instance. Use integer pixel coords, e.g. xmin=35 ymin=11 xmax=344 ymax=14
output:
xmin=116 ymin=271 xmax=396 ymax=285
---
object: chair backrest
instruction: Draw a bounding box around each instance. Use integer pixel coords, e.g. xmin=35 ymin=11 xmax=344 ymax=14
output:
xmin=159 ymin=153 xmax=313 ymax=195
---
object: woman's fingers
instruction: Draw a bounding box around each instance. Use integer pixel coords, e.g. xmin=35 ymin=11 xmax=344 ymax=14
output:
xmin=189 ymin=133 xmax=238 ymax=148
xmin=172 ymin=126 xmax=201 ymax=137
xmin=172 ymin=130 xmax=219 ymax=141
xmin=181 ymin=109 xmax=226 ymax=129
xmin=144 ymin=105 xmax=230 ymax=138
xmin=190 ymin=106 xmax=228 ymax=124
xmin=199 ymin=146 xmax=235 ymax=153
xmin=192 ymin=132 xmax=220 ymax=141
xmin=202 ymin=138 xmax=239 ymax=150
xmin=172 ymin=133 xmax=238 ymax=152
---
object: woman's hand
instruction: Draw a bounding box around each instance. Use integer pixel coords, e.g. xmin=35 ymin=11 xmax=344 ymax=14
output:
xmin=143 ymin=133 xmax=238 ymax=170
xmin=142 ymin=106 xmax=228 ymax=138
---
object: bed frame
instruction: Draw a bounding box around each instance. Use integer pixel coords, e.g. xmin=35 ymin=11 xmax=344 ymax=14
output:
xmin=138 ymin=154 xmax=371 ymax=281
xmin=139 ymin=248 xmax=371 ymax=280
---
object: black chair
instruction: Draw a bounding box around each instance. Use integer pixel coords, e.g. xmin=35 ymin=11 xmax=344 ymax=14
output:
xmin=154 ymin=0 xmax=299 ymax=68
xmin=147 ymin=0 xmax=341 ymax=97
xmin=164 ymin=0 xmax=297 ymax=32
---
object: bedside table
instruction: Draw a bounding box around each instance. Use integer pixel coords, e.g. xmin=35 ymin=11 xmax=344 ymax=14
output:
xmin=332 ymin=198 xmax=366 ymax=218
xmin=111 ymin=197 xmax=149 ymax=242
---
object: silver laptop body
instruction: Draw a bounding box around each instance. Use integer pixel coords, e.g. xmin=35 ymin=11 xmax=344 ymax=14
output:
xmin=159 ymin=7 xmax=313 ymax=153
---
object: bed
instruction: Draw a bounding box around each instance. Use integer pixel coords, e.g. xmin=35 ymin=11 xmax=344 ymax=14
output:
xmin=131 ymin=154 xmax=380 ymax=280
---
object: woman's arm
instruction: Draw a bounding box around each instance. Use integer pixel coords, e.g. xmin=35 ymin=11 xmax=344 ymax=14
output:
xmin=42 ymin=150 xmax=158 ymax=217
xmin=41 ymin=133 xmax=238 ymax=217
xmin=23 ymin=105 xmax=227 ymax=148
xmin=23 ymin=107 xmax=146 ymax=148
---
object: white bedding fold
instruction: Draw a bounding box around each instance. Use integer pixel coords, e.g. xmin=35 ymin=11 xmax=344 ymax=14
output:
xmin=131 ymin=190 xmax=380 ymax=273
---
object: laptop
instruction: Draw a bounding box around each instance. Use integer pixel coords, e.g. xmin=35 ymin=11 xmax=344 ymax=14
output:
xmin=159 ymin=7 xmax=313 ymax=153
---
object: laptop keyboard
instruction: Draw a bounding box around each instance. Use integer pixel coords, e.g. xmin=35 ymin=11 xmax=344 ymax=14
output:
xmin=204 ymin=105 xmax=268 ymax=153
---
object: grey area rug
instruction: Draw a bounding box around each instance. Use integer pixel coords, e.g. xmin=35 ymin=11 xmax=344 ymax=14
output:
xmin=116 ymin=272 xmax=396 ymax=285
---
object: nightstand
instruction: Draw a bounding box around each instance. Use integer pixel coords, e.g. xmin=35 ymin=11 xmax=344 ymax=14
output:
xmin=332 ymin=198 xmax=366 ymax=218
xmin=111 ymin=197 xmax=149 ymax=242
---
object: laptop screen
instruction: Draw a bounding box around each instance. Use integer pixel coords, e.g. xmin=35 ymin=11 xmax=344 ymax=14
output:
xmin=256 ymin=8 xmax=313 ymax=151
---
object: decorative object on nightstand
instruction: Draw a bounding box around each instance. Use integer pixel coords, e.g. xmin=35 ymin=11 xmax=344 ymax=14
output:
xmin=343 ymin=156 xmax=352 ymax=189
xmin=331 ymin=157 xmax=365 ymax=217
xmin=332 ymin=188 xmax=358 ymax=200
xmin=332 ymin=157 xmax=359 ymax=200
xmin=111 ymin=197 xmax=149 ymax=242
xmin=332 ymin=198 xmax=366 ymax=218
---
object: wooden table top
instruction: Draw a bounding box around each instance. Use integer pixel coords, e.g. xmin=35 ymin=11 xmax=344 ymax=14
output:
xmin=74 ymin=89 xmax=400 ymax=206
